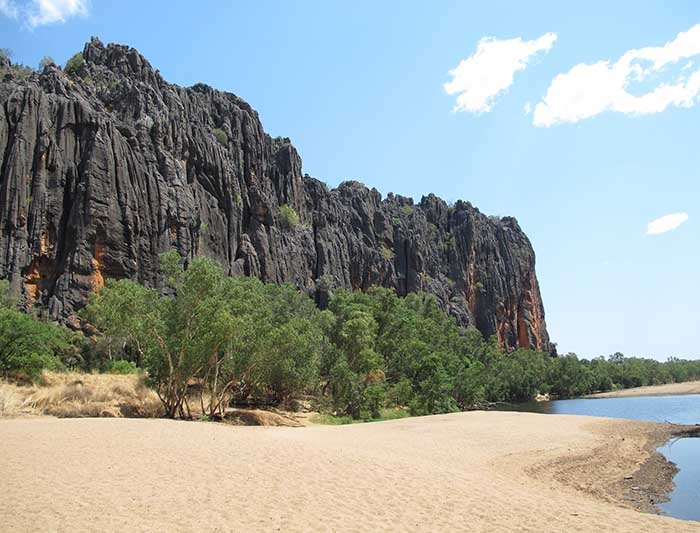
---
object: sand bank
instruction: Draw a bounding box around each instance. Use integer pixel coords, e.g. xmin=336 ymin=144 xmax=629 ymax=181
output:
xmin=1 ymin=412 xmax=698 ymax=532
xmin=587 ymin=380 xmax=700 ymax=398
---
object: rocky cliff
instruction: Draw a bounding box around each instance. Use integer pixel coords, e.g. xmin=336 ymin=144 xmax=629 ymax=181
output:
xmin=0 ymin=38 xmax=550 ymax=352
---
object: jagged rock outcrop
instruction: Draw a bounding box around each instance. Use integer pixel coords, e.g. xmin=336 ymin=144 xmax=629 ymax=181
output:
xmin=0 ymin=38 xmax=550 ymax=352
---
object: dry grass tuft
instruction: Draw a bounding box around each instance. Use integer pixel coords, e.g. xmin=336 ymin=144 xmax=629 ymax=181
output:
xmin=0 ymin=371 xmax=163 ymax=419
xmin=2 ymin=373 xmax=306 ymax=424
xmin=223 ymin=407 xmax=304 ymax=427
xmin=0 ymin=382 xmax=39 ymax=417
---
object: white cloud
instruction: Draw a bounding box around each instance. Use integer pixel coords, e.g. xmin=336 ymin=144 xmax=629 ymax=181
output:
xmin=444 ymin=32 xmax=557 ymax=113
xmin=534 ymin=24 xmax=700 ymax=126
xmin=523 ymin=101 xmax=532 ymax=115
xmin=0 ymin=0 xmax=19 ymax=18
xmin=0 ymin=0 xmax=87 ymax=27
xmin=29 ymin=0 xmax=87 ymax=26
xmin=646 ymin=212 xmax=689 ymax=235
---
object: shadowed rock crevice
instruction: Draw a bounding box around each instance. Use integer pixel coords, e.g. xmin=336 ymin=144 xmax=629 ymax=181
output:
xmin=0 ymin=38 xmax=550 ymax=352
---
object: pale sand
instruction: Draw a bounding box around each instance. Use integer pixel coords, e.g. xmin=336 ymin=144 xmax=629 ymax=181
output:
xmin=587 ymin=380 xmax=700 ymax=398
xmin=1 ymin=412 xmax=698 ymax=532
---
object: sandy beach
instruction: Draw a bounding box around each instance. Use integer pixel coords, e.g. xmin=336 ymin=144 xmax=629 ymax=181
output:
xmin=1 ymin=412 xmax=698 ymax=532
xmin=587 ymin=380 xmax=700 ymax=398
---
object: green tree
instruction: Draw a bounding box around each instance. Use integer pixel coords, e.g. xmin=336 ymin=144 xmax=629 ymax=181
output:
xmin=0 ymin=308 xmax=68 ymax=381
xmin=38 ymin=56 xmax=55 ymax=70
xmin=547 ymin=353 xmax=592 ymax=398
xmin=256 ymin=318 xmax=322 ymax=404
xmin=157 ymin=255 xmax=233 ymax=417
xmin=64 ymin=52 xmax=85 ymax=75
xmin=454 ymin=360 xmax=486 ymax=407
xmin=83 ymin=252 xmax=327 ymax=418
xmin=81 ymin=278 xmax=161 ymax=366
xmin=486 ymin=349 xmax=548 ymax=402
xmin=83 ymin=261 xmax=214 ymax=418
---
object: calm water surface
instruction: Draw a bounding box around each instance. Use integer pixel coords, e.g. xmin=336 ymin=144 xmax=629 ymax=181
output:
xmin=657 ymin=438 xmax=700 ymax=521
xmin=498 ymin=394 xmax=700 ymax=522
xmin=500 ymin=393 xmax=700 ymax=424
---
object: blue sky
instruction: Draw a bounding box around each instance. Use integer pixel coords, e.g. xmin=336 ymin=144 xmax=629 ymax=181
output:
xmin=1 ymin=0 xmax=698 ymax=360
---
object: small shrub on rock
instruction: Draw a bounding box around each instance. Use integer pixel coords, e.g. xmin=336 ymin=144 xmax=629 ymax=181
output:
xmin=64 ymin=52 xmax=85 ymax=76
xmin=279 ymin=204 xmax=299 ymax=229
xmin=213 ymin=128 xmax=228 ymax=146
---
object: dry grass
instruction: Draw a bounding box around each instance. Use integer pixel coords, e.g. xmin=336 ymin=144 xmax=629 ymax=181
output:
xmin=0 ymin=371 xmax=163 ymax=418
xmin=1 ymin=372 xmax=305 ymax=423
xmin=223 ymin=407 xmax=305 ymax=427
xmin=0 ymin=382 xmax=39 ymax=417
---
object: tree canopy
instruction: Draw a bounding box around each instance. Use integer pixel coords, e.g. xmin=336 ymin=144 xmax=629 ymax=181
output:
xmin=3 ymin=252 xmax=699 ymax=420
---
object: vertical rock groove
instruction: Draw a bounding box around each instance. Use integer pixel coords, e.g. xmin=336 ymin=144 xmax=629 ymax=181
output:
xmin=0 ymin=38 xmax=550 ymax=352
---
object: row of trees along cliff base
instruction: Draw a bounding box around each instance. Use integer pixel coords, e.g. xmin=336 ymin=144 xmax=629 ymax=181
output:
xmin=2 ymin=252 xmax=700 ymax=420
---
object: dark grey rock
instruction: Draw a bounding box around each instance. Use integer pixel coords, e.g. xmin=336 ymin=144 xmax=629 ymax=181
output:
xmin=0 ymin=38 xmax=550 ymax=352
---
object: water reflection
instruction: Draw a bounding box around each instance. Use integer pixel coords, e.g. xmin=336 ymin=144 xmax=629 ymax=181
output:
xmin=657 ymin=438 xmax=700 ymax=521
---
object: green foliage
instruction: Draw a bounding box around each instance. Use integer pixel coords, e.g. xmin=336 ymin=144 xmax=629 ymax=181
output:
xmin=64 ymin=52 xmax=85 ymax=76
xmin=376 ymin=407 xmax=410 ymax=421
xmin=454 ymin=361 xmax=486 ymax=406
xmin=7 ymin=63 xmax=34 ymax=79
xmin=0 ymin=272 xmax=678 ymax=420
xmin=381 ymin=245 xmax=394 ymax=261
xmin=4 ymin=259 xmax=680 ymax=425
xmin=0 ymin=49 xmax=33 ymax=80
xmin=322 ymin=288 xmax=466 ymax=418
xmin=108 ymin=359 xmax=139 ymax=375
xmin=0 ymin=280 xmax=18 ymax=310
xmin=311 ymin=413 xmax=357 ymax=425
xmin=38 ymin=56 xmax=54 ymax=70
xmin=149 ymin=256 xmax=234 ymax=418
xmin=0 ymin=308 xmax=68 ymax=381
xmin=547 ymin=353 xmax=591 ymax=398
xmin=279 ymin=204 xmax=299 ymax=229
xmin=316 ymin=288 xmax=700 ymax=416
xmin=0 ymin=277 xmax=73 ymax=381
xmin=400 ymin=205 xmax=415 ymax=217
xmin=312 ymin=407 xmax=408 ymax=425
xmin=3 ymin=257 xmax=700 ymax=420
xmin=83 ymin=252 xmax=323 ymax=418
xmin=81 ymin=278 xmax=161 ymax=367
xmin=316 ymin=274 xmax=336 ymax=294
xmin=158 ymin=248 xmax=184 ymax=287
xmin=213 ymin=128 xmax=228 ymax=146
xmin=485 ymin=349 xmax=548 ymax=403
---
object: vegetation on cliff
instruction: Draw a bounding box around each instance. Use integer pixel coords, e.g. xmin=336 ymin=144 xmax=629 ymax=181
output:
xmin=0 ymin=39 xmax=549 ymax=353
xmin=0 ymin=33 xmax=696 ymax=412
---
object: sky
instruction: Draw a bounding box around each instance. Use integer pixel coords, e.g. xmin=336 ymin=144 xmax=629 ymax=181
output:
xmin=1 ymin=0 xmax=698 ymax=360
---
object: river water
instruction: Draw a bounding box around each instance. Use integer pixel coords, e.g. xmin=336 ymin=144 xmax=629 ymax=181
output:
xmin=498 ymin=394 xmax=700 ymax=522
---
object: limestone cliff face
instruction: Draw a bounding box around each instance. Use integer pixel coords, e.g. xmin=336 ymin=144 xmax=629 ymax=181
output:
xmin=0 ymin=39 xmax=550 ymax=352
